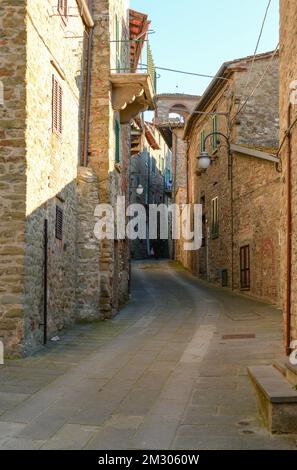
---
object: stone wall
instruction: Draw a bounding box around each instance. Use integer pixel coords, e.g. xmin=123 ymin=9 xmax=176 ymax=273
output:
xmin=235 ymin=55 xmax=279 ymax=148
xmin=0 ymin=1 xmax=87 ymax=355
xmin=280 ymin=0 xmax=297 ymax=341
xmin=22 ymin=0 xmax=85 ymax=352
xmin=76 ymin=167 xmax=100 ymax=321
xmin=0 ymin=0 xmax=27 ymax=354
xmin=88 ymin=0 xmax=129 ymax=318
xmin=232 ymin=153 xmax=281 ymax=303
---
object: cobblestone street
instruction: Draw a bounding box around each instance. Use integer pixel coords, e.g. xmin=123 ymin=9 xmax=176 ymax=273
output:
xmin=0 ymin=261 xmax=296 ymax=450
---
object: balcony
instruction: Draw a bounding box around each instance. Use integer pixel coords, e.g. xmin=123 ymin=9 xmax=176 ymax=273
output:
xmin=110 ymin=9 xmax=156 ymax=124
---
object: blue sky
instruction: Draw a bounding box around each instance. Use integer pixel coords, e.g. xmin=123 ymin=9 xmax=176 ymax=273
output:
xmin=130 ymin=0 xmax=279 ymax=96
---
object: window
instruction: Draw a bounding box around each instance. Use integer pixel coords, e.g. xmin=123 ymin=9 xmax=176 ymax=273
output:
xmin=211 ymin=197 xmax=219 ymax=238
xmin=212 ymin=115 xmax=218 ymax=150
xmin=115 ymin=15 xmax=121 ymax=71
xmin=58 ymin=0 xmax=68 ymax=24
xmin=200 ymin=129 xmax=205 ymax=152
xmin=240 ymin=245 xmax=250 ymax=289
xmin=55 ymin=206 xmax=63 ymax=240
xmin=52 ymin=75 xmax=63 ymax=135
xmin=115 ymin=119 xmax=121 ymax=163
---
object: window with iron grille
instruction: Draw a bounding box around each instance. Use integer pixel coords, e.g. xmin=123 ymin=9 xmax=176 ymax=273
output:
xmin=58 ymin=0 xmax=68 ymax=24
xmin=211 ymin=197 xmax=219 ymax=238
xmin=240 ymin=245 xmax=250 ymax=289
xmin=55 ymin=206 xmax=63 ymax=240
xmin=52 ymin=75 xmax=63 ymax=135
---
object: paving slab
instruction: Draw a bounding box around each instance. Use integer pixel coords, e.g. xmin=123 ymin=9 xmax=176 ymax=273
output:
xmin=0 ymin=260 xmax=296 ymax=450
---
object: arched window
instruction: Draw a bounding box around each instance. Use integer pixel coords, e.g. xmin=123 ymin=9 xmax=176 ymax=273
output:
xmin=168 ymin=103 xmax=189 ymax=123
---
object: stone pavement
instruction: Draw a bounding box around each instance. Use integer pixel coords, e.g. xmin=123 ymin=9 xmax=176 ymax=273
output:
xmin=0 ymin=260 xmax=296 ymax=450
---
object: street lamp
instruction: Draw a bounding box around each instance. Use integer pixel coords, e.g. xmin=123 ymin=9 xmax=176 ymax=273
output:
xmin=198 ymin=131 xmax=232 ymax=180
xmin=136 ymin=184 xmax=144 ymax=195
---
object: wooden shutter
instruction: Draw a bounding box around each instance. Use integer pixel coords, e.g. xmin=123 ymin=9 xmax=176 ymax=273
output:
xmin=240 ymin=245 xmax=250 ymax=289
xmin=52 ymin=75 xmax=63 ymax=135
xmin=200 ymin=129 xmax=205 ymax=152
xmin=211 ymin=197 xmax=219 ymax=238
xmin=212 ymin=115 xmax=218 ymax=150
xmin=115 ymin=120 xmax=120 ymax=163
xmin=55 ymin=206 xmax=63 ymax=240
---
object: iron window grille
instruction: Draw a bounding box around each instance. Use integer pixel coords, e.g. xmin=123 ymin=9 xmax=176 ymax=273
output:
xmin=55 ymin=206 xmax=63 ymax=241
xmin=52 ymin=75 xmax=63 ymax=135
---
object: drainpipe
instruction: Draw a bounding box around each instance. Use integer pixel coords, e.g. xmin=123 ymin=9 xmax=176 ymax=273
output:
xmin=286 ymin=103 xmax=292 ymax=356
xmin=229 ymin=147 xmax=234 ymax=290
xmin=43 ymin=219 xmax=48 ymax=345
xmin=82 ymin=1 xmax=94 ymax=167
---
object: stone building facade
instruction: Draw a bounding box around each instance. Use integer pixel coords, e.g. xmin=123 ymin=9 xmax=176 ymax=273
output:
xmin=280 ymin=0 xmax=297 ymax=351
xmin=184 ymin=51 xmax=281 ymax=305
xmin=129 ymin=119 xmax=172 ymax=260
xmin=155 ymin=94 xmax=200 ymax=264
xmin=87 ymin=2 xmax=155 ymax=315
xmin=0 ymin=0 xmax=155 ymax=355
xmin=0 ymin=0 xmax=90 ymax=355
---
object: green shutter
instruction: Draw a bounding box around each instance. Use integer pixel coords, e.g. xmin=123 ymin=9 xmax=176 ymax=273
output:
xmin=212 ymin=115 xmax=218 ymax=150
xmin=115 ymin=120 xmax=120 ymax=163
xmin=200 ymin=129 xmax=205 ymax=152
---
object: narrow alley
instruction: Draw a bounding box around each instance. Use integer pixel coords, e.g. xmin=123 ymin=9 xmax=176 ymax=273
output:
xmin=0 ymin=261 xmax=295 ymax=450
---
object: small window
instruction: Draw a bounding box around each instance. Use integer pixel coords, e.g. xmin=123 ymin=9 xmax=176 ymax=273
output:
xmin=115 ymin=119 xmax=121 ymax=163
xmin=240 ymin=245 xmax=250 ymax=289
xmin=58 ymin=0 xmax=68 ymax=24
xmin=52 ymin=75 xmax=63 ymax=135
xmin=212 ymin=115 xmax=218 ymax=150
xmin=200 ymin=129 xmax=206 ymax=152
xmin=211 ymin=197 xmax=219 ymax=238
xmin=55 ymin=206 xmax=63 ymax=240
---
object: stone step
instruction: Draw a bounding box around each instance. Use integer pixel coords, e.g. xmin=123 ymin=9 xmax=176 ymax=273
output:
xmin=286 ymin=361 xmax=297 ymax=386
xmin=248 ymin=365 xmax=297 ymax=434
xmin=273 ymin=359 xmax=287 ymax=376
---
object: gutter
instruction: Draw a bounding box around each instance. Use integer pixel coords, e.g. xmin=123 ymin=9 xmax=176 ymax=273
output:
xmin=230 ymin=144 xmax=280 ymax=163
xmin=75 ymin=0 xmax=94 ymax=28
